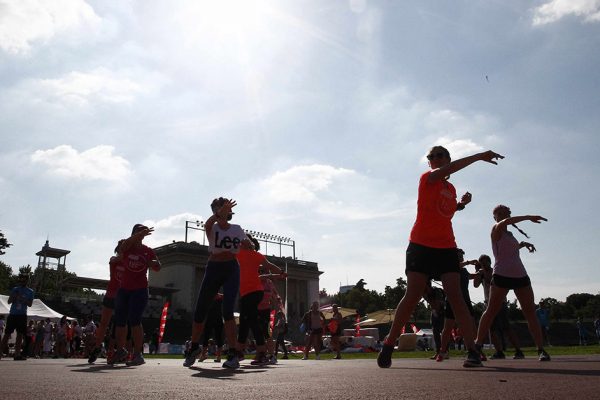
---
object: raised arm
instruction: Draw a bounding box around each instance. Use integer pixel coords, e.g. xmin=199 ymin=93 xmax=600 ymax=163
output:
xmin=117 ymin=227 xmax=154 ymax=256
xmin=491 ymin=215 xmax=547 ymax=242
xmin=428 ymin=150 xmax=504 ymax=182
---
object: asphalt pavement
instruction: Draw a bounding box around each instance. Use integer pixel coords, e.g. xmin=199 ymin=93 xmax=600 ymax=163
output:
xmin=1 ymin=354 xmax=599 ymax=399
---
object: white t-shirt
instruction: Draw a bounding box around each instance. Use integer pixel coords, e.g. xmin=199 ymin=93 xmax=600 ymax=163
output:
xmin=207 ymin=223 xmax=246 ymax=255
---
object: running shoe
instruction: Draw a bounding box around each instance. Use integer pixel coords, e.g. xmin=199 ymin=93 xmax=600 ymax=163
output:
xmin=198 ymin=352 xmax=208 ymax=362
xmin=538 ymin=349 xmax=551 ymax=362
xmin=429 ymin=352 xmax=439 ymax=360
xmin=269 ymin=355 xmax=278 ymax=364
xmin=87 ymin=347 xmax=101 ymax=364
xmin=213 ymin=357 xmax=221 ymax=363
xmin=222 ymin=353 xmax=240 ymax=369
xmin=111 ymin=348 xmax=128 ymax=365
xmin=490 ymin=351 xmax=506 ymax=360
xmin=377 ymin=343 xmax=394 ymax=368
xmin=475 ymin=344 xmax=487 ymax=361
xmin=333 ymin=355 xmax=342 ymax=360
xmin=250 ymin=353 xmax=269 ymax=366
xmin=301 ymin=355 xmax=308 ymax=360
xmin=435 ymin=351 xmax=449 ymax=362
xmin=513 ymin=350 xmax=525 ymax=359
xmin=126 ymin=352 xmax=145 ymax=366
xmin=13 ymin=354 xmax=27 ymax=361
xmin=183 ymin=348 xmax=201 ymax=367
xmin=463 ymin=350 xmax=483 ymax=368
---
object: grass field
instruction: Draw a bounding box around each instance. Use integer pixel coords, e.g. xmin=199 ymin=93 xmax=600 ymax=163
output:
xmin=145 ymin=345 xmax=600 ymax=360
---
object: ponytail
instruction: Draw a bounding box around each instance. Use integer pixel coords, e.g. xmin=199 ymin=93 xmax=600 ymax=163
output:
xmin=511 ymin=223 xmax=530 ymax=238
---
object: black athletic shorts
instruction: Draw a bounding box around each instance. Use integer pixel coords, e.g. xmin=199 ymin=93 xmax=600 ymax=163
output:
xmin=491 ymin=274 xmax=531 ymax=290
xmin=5 ymin=314 xmax=27 ymax=335
xmin=406 ymin=242 xmax=460 ymax=281
xmin=103 ymin=296 xmax=116 ymax=310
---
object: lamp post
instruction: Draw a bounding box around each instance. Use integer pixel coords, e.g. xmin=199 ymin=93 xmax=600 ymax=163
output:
xmin=184 ymin=220 xmax=205 ymax=244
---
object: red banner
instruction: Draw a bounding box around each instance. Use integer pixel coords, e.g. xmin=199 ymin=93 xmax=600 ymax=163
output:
xmin=159 ymin=301 xmax=170 ymax=344
xmin=355 ymin=313 xmax=360 ymax=337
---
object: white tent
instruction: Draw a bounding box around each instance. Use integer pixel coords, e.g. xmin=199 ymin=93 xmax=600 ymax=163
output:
xmin=0 ymin=294 xmax=75 ymax=321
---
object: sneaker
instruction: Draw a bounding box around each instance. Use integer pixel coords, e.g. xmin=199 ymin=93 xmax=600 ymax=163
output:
xmin=377 ymin=343 xmax=394 ymax=368
xmin=475 ymin=344 xmax=487 ymax=361
xmin=429 ymin=352 xmax=439 ymax=360
xmin=213 ymin=358 xmax=221 ymax=363
xmin=301 ymin=355 xmax=308 ymax=360
xmin=435 ymin=351 xmax=449 ymax=362
xmin=538 ymin=349 xmax=551 ymax=362
xmin=111 ymin=348 xmax=128 ymax=365
xmin=333 ymin=355 xmax=341 ymax=360
xmin=88 ymin=347 xmax=101 ymax=364
xmin=269 ymin=355 xmax=278 ymax=365
xmin=126 ymin=353 xmax=145 ymax=366
xmin=250 ymin=353 xmax=269 ymax=366
xmin=106 ymin=350 xmax=115 ymax=365
xmin=13 ymin=354 xmax=27 ymax=361
xmin=463 ymin=350 xmax=483 ymax=368
xmin=199 ymin=352 xmax=208 ymax=362
xmin=183 ymin=348 xmax=201 ymax=367
xmin=513 ymin=350 xmax=525 ymax=359
xmin=490 ymin=351 xmax=506 ymax=360
xmin=222 ymin=353 xmax=240 ymax=369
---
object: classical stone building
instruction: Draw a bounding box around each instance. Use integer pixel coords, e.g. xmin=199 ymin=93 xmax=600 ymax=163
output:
xmin=149 ymin=241 xmax=322 ymax=319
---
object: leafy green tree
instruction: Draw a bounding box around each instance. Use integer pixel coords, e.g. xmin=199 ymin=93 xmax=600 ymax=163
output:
xmin=0 ymin=260 xmax=13 ymax=293
xmin=0 ymin=230 xmax=12 ymax=255
xmin=566 ymin=293 xmax=595 ymax=312
xmin=382 ymin=278 xmax=407 ymax=309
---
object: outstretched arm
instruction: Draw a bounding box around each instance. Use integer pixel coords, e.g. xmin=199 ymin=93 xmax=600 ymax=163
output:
xmin=117 ymin=227 xmax=154 ymax=256
xmin=428 ymin=150 xmax=504 ymax=183
xmin=519 ymin=241 xmax=537 ymax=253
xmin=492 ymin=215 xmax=547 ymax=242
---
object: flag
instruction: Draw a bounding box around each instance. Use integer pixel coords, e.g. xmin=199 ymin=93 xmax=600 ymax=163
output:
xmin=159 ymin=301 xmax=170 ymax=344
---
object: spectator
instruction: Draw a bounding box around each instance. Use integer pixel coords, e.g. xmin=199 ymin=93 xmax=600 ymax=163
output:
xmin=0 ymin=273 xmax=34 ymax=360
xmin=273 ymin=310 xmax=289 ymax=359
xmin=594 ymin=316 xmax=600 ymax=345
xmin=302 ymin=301 xmax=326 ymax=360
xmin=536 ymin=301 xmax=551 ymax=347
xmin=576 ymin=318 xmax=587 ymax=346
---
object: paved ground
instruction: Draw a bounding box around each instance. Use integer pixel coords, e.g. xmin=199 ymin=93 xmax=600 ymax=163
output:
xmin=1 ymin=355 xmax=599 ymax=399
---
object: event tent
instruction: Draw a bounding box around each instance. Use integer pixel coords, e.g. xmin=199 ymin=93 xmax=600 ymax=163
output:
xmin=0 ymin=295 xmax=74 ymax=320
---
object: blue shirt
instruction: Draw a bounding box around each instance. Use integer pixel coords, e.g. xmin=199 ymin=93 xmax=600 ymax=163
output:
xmin=536 ymin=307 xmax=549 ymax=327
xmin=9 ymin=286 xmax=35 ymax=316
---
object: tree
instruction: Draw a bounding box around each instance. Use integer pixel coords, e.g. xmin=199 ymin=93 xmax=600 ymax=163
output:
xmin=332 ymin=287 xmax=384 ymax=316
xmin=0 ymin=260 xmax=13 ymax=293
xmin=382 ymin=277 xmax=407 ymax=309
xmin=0 ymin=230 xmax=12 ymax=255
xmin=566 ymin=293 xmax=595 ymax=312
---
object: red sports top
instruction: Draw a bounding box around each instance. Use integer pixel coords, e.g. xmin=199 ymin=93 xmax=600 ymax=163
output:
xmin=105 ymin=256 xmax=125 ymax=298
xmin=409 ymin=171 xmax=457 ymax=248
xmin=120 ymin=244 xmax=157 ymax=290
xmin=236 ymin=249 xmax=267 ymax=297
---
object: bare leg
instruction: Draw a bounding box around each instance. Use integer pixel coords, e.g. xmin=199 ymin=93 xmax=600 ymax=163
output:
xmin=514 ymin=286 xmax=544 ymax=349
xmin=476 ymin=286 xmax=509 ymax=344
xmin=440 ymin=272 xmax=476 ymax=350
xmin=439 ymin=318 xmax=454 ymax=352
xmin=385 ymin=272 xmax=429 ymax=344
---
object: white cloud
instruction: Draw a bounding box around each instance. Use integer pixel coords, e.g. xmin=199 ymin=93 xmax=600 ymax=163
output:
xmin=30 ymin=68 xmax=147 ymax=106
xmin=260 ymin=164 xmax=355 ymax=203
xmin=139 ymin=213 xmax=205 ymax=247
xmin=532 ymin=0 xmax=600 ymax=25
xmin=0 ymin=0 xmax=103 ymax=55
xmin=30 ymin=144 xmax=132 ymax=182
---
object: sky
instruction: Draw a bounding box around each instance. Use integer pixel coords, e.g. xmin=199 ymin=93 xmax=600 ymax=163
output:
xmin=1 ymin=0 xmax=599 ymax=305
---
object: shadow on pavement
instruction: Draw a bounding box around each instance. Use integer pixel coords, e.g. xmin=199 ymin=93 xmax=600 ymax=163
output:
xmin=189 ymin=365 xmax=268 ymax=380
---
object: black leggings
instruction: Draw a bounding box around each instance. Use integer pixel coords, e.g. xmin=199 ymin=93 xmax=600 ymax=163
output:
xmin=193 ymin=260 xmax=240 ymax=323
xmin=237 ymin=291 xmax=265 ymax=346
xmin=275 ymin=333 xmax=288 ymax=356
xmin=202 ymin=321 xmax=224 ymax=348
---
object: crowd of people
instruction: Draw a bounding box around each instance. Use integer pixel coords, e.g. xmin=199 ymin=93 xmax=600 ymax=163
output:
xmin=2 ymin=145 xmax=598 ymax=370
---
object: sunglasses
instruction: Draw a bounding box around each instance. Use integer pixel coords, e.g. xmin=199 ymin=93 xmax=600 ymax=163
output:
xmin=426 ymin=152 xmax=446 ymax=160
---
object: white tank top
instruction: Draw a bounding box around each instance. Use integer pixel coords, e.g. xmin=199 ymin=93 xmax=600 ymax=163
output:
xmin=208 ymin=223 xmax=246 ymax=254
xmin=492 ymin=231 xmax=527 ymax=278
